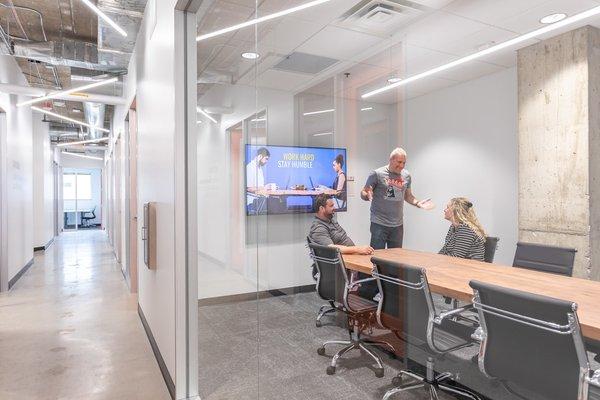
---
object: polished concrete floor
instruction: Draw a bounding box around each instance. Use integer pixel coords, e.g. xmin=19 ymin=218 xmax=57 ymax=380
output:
xmin=0 ymin=230 xmax=171 ymax=400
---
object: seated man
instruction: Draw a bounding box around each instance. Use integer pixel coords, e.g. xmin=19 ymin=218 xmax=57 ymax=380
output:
xmin=309 ymin=194 xmax=373 ymax=255
xmin=309 ymin=194 xmax=378 ymax=299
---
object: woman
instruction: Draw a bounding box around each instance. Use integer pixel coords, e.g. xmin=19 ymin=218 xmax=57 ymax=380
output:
xmin=439 ymin=197 xmax=485 ymax=261
xmin=331 ymin=154 xmax=347 ymax=205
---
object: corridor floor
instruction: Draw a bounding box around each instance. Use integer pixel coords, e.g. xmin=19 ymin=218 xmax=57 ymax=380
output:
xmin=0 ymin=230 xmax=171 ymax=400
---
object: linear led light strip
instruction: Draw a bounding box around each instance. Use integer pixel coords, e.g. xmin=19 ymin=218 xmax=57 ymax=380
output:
xmin=80 ymin=0 xmax=127 ymax=37
xmin=196 ymin=0 xmax=332 ymax=41
xmin=313 ymin=131 xmax=333 ymax=137
xmin=32 ymin=106 xmax=110 ymax=133
xmin=18 ymin=77 xmax=118 ymax=107
xmin=362 ymin=5 xmax=600 ymax=99
xmin=56 ymin=137 xmax=110 ymax=147
xmin=62 ymin=151 xmax=103 ymax=161
xmin=303 ymin=108 xmax=334 ymax=116
xmin=197 ymin=107 xmax=217 ymax=123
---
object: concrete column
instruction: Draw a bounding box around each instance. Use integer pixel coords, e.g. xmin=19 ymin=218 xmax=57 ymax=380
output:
xmin=518 ymin=26 xmax=600 ymax=279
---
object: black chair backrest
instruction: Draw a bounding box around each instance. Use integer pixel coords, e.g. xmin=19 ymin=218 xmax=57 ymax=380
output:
xmin=483 ymin=236 xmax=499 ymax=263
xmin=308 ymin=243 xmax=348 ymax=306
xmin=371 ymin=257 xmax=433 ymax=348
xmin=513 ymin=242 xmax=576 ymax=276
xmin=470 ymin=280 xmax=587 ymax=400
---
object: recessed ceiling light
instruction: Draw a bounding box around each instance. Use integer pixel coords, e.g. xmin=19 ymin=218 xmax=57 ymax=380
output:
xmin=540 ymin=13 xmax=567 ymax=24
xmin=387 ymin=77 xmax=401 ymax=84
xmin=363 ymin=5 xmax=600 ymax=99
xmin=242 ymin=52 xmax=260 ymax=60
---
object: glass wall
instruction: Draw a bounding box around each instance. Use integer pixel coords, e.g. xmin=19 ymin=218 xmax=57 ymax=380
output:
xmin=194 ymin=1 xmax=600 ymax=399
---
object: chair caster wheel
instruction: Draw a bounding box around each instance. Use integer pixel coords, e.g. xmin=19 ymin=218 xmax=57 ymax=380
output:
xmin=392 ymin=375 xmax=402 ymax=386
xmin=375 ymin=368 xmax=384 ymax=378
xmin=317 ymin=347 xmax=326 ymax=356
xmin=326 ymin=366 xmax=336 ymax=375
xmin=316 ymin=320 xmax=322 ymax=327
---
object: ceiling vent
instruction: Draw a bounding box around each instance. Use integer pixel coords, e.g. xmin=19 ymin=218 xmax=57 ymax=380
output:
xmin=272 ymin=52 xmax=339 ymax=75
xmin=337 ymin=0 xmax=425 ymax=36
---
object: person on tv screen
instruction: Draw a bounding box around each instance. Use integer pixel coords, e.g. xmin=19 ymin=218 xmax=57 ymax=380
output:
xmin=246 ymin=147 xmax=270 ymax=210
xmin=331 ymin=154 xmax=347 ymax=207
xmin=361 ymin=147 xmax=434 ymax=250
xmin=439 ymin=197 xmax=486 ymax=261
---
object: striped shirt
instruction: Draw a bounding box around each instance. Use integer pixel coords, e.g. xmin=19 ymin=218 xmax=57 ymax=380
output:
xmin=439 ymin=223 xmax=485 ymax=261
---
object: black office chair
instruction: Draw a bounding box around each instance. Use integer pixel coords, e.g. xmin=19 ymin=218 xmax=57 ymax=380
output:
xmin=371 ymin=258 xmax=481 ymax=400
xmin=306 ymin=236 xmax=336 ymax=327
xmin=81 ymin=206 xmax=96 ymax=228
xmin=512 ymin=241 xmax=576 ymax=276
xmin=308 ymin=243 xmax=391 ymax=377
xmin=470 ymin=280 xmax=600 ymax=400
xmin=483 ymin=236 xmax=499 ymax=263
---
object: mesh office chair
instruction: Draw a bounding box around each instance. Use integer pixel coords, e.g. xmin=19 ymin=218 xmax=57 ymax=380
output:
xmin=371 ymin=257 xmax=481 ymax=400
xmin=513 ymin=242 xmax=576 ymax=276
xmin=308 ymin=243 xmax=392 ymax=377
xmin=470 ymin=280 xmax=600 ymax=400
xmin=306 ymin=236 xmax=336 ymax=327
xmin=483 ymin=236 xmax=499 ymax=263
xmin=81 ymin=206 xmax=96 ymax=228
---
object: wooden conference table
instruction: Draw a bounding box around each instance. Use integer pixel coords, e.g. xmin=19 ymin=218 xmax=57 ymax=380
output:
xmin=343 ymin=248 xmax=600 ymax=341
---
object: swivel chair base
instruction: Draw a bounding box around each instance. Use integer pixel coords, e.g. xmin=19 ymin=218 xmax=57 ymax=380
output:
xmin=383 ymin=357 xmax=480 ymax=400
xmin=316 ymin=303 xmax=336 ymax=327
xmin=317 ymin=337 xmax=394 ymax=378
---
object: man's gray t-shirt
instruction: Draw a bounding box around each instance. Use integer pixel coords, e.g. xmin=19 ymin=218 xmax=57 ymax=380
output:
xmin=308 ymin=216 xmax=355 ymax=247
xmin=365 ymin=166 xmax=412 ymax=227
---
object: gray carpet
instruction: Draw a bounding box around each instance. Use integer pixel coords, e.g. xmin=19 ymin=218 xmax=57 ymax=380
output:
xmin=198 ymin=291 xmax=600 ymax=400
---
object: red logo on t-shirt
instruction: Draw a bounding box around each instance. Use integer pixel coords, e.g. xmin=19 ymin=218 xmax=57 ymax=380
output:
xmin=386 ymin=177 xmax=405 ymax=188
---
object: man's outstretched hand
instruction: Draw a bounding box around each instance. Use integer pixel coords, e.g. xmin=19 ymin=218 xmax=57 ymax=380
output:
xmin=417 ymin=198 xmax=435 ymax=210
xmin=357 ymin=246 xmax=375 ymax=255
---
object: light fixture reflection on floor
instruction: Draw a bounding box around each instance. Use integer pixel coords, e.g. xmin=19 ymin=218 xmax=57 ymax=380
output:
xmin=242 ymin=52 xmax=260 ymax=60
xmin=362 ymin=5 xmax=600 ymax=99
xmin=196 ymin=0 xmax=333 ymax=41
xmin=540 ymin=13 xmax=567 ymax=24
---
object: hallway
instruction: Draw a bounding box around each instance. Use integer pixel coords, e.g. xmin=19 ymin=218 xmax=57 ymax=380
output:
xmin=0 ymin=230 xmax=170 ymax=400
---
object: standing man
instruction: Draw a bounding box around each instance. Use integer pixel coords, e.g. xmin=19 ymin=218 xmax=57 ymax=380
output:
xmin=361 ymin=147 xmax=434 ymax=249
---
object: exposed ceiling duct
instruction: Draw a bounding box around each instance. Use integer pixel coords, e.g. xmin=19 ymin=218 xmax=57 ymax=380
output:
xmin=8 ymin=39 xmax=127 ymax=74
xmin=83 ymin=102 xmax=106 ymax=139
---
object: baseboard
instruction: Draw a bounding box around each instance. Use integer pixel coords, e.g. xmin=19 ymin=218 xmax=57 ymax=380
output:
xmin=198 ymin=284 xmax=316 ymax=306
xmin=8 ymin=258 xmax=34 ymax=289
xmin=138 ymin=305 xmax=176 ymax=400
xmin=34 ymin=237 xmax=55 ymax=252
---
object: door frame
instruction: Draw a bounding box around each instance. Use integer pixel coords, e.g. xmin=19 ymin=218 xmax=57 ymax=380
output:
xmin=0 ymin=110 xmax=7 ymax=292
xmin=125 ymin=98 xmax=138 ymax=293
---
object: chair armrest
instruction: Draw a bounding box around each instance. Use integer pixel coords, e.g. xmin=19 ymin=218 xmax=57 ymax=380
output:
xmin=588 ymin=370 xmax=600 ymax=388
xmin=348 ymin=277 xmax=375 ymax=289
xmin=434 ymin=304 xmax=474 ymax=325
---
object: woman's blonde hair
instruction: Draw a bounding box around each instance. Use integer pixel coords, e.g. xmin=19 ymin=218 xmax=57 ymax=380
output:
xmin=449 ymin=197 xmax=486 ymax=239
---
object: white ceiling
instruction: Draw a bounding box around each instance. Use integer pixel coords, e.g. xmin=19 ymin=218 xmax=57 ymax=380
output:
xmin=196 ymin=0 xmax=600 ymax=104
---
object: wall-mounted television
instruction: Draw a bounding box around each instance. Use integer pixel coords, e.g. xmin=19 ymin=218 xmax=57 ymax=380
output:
xmin=245 ymin=144 xmax=347 ymax=215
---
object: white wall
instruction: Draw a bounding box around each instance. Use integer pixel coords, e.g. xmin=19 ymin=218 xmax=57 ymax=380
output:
xmin=0 ymin=55 xmax=34 ymax=284
xmin=110 ymin=0 xmax=181 ymax=381
xmin=33 ymin=114 xmax=55 ymax=247
xmin=403 ymin=67 xmax=518 ymax=265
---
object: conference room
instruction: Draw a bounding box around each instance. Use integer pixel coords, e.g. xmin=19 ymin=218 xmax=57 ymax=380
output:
xmin=194 ymin=0 xmax=600 ymax=399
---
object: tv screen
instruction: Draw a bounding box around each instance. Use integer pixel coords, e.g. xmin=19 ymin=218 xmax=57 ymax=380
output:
xmin=245 ymin=145 xmax=348 ymax=215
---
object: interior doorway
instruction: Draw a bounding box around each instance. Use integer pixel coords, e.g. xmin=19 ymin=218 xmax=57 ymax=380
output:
xmin=0 ymin=109 xmax=7 ymax=292
xmin=125 ymin=98 xmax=138 ymax=293
xmin=62 ymin=168 xmax=102 ymax=231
